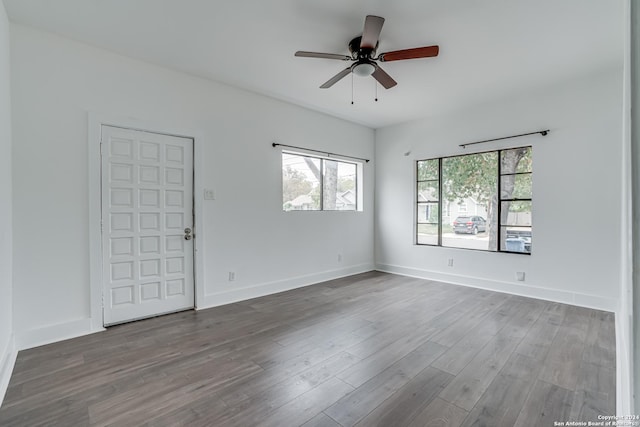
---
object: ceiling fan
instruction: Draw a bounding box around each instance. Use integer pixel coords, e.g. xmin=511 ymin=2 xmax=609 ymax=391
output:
xmin=295 ymin=15 xmax=439 ymax=90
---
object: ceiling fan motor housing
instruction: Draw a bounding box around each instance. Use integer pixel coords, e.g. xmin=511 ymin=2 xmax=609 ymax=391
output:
xmin=349 ymin=36 xmax=376 ymax=59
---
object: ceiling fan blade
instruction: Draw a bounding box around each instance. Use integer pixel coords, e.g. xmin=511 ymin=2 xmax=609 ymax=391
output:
xmin=372 ymin=65 xmax=397 ymax=89
xmin=295 ymin=51 xmax=352 ymax=61
xmin=360 ymin=15 xmax=385 ymax=49
xmin=379 ymin=45 xmax=440 ymax=62
xmin=320 ymin=67 xmax=352 ymax=89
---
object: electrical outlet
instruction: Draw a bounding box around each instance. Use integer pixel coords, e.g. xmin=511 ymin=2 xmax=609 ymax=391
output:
xmin=337 ymin=253 xmax=343 ymax=262
xmin=228 ymin=271 xmax=235 ymax=281
xmin=448 ymin=258 xmax=454 ymax=267
xmin=516 ymin=272 xmax=525 ymax=281
xmin=204 ymin=189 xmax=215 ymax=200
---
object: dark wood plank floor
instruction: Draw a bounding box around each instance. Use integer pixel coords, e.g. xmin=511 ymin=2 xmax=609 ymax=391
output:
xmin=0 ymin=272 xmax=616 ymax=426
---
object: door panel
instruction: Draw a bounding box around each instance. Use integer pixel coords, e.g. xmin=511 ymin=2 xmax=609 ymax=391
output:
xmin=101 ymin=125 xmax=194 ymax=326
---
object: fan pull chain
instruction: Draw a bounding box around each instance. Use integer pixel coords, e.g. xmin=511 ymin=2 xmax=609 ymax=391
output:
xmin=375 ymin=80 xmax=378 ymax=102
xmin=351 ymin=73 xmax=354 ymax=105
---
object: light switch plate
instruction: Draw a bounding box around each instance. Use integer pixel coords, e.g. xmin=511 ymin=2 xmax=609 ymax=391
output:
xmin=204 ymin=189 xmax=215 ymax=200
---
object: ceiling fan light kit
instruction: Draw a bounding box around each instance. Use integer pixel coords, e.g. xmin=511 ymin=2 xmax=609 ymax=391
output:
xmin=295 ymin=15 xmax=439 ymax=93
xmin=352 ymin=62 xmax=375 ymax=77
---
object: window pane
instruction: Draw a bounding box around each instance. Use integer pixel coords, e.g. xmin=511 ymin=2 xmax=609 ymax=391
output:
xmin=418 ymin=181 xmax=438 ymax=202
xmin=417 ymin=159 xmax=438 ymax=181
xmin=501 ymin=147 xmax=532 ymax=174
xmin=322 ymin=160 xmax=357 ymax=211
xmin=501 ymin=201 xmax=532 ymax=226
xmin=500 ymin=173 xmax=532 ymax=200
xmin=417 ymin=203 xmax=439 ymax=224
xmin=501 ymin=226 xmax=532 ymax=253
xmin=442 ymin=216 xmax=490 ymax=250
xmin=282 ymin=153 xmax=320 ymax=211
xmin=417 ymin=224 xmax=438 ymax=245
xmin=442 ymin=152 xmax=497 ymax=251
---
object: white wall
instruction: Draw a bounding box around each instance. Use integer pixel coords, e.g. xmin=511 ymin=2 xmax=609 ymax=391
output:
xmin=10 ymin=24 xmax=374 ymax=344
xmin=631 ymin=0 xmax=640 ymax=413
xmin=375 ymin=66 xmax=623 ymax=311
xmin=0 ymin=0 xmax=14 ymax=404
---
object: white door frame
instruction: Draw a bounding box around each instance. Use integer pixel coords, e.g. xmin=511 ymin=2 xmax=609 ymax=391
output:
xmin=88 ymin=113 xmax=205 ymax=330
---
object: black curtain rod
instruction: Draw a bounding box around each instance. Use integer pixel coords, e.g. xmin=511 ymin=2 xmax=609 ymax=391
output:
xmin=272 ymin=143 xmax=370 ymax=163
xmin=459 ymin=129 xmax=550 ymax=149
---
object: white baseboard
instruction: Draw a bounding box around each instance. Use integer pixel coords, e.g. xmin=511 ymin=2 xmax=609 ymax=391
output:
xmin=375 ymin=263 xmax=618 ymax=312
xmin=615 ymin=307 xmax=633 ymax=415
xmin=15 ymin=318 xmax=105 ymax=351
xmin=0 ymin=333 xmax=17 ymax=407
xmin=199 ymin=263 xmax=375 ymax=310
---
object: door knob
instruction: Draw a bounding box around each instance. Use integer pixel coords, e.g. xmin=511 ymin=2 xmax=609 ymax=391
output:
xmin=184 ymin=227 xmax=193 ymax=240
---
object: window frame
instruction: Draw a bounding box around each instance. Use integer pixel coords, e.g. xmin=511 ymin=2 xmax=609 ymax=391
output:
xmin=281 ymin=150 xmax=362 ymax=212
xmin=416 ymin=145 xmax=532 ymax=255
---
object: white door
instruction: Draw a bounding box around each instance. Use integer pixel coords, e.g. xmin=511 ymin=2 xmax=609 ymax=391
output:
xmin=101 ymin=125 xmax=194 ymax=326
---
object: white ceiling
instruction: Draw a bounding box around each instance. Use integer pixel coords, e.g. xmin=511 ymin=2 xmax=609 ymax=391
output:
xmin=3 ymin=0 xmax=624 ymax=129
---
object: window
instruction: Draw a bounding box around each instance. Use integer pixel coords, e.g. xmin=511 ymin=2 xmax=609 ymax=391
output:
xmin=500 ymin=147 xmax=532 ymax=253
xmin=282 ymin=152 xmax=361 ymax=211
xmin=416 ymin=158 xmax=439 ymax=245
xmin=416 ymin=146 xmax=532 ymax=254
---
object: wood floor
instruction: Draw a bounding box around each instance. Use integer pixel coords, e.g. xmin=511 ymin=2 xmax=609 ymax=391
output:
xmin=0 ymin=272 xmax=616 ymax=426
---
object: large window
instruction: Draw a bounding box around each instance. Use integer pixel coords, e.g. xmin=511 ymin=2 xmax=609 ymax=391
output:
xmin=416 ymin=146 xmax=532 ymax=254
xmin=282 ymin=152 xmax=361 ymax=211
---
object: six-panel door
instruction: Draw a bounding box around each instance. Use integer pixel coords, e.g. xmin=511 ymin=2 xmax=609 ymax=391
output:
xmin=101 ymin=125 xmax=194 ymax=326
